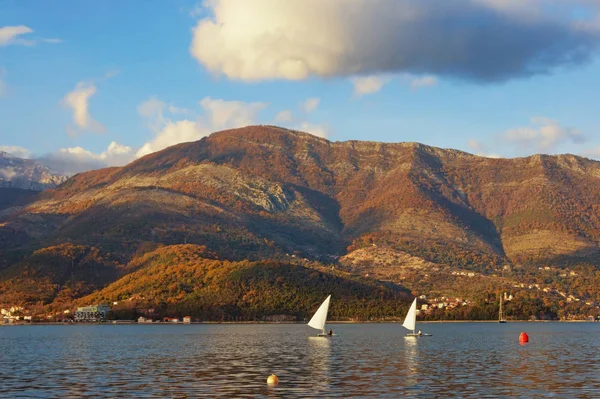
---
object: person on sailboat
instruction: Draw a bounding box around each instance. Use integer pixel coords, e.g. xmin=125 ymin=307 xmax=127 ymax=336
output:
xmin=328 ymin=328 xmax=333 ymax=336
xmin=417 ymin=330 xmax=422 ymax=336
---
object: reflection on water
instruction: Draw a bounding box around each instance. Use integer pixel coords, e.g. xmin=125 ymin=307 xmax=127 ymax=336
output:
xmin=403 ymin=336 xmax=419 ymax=389
xmin=1 ymin=323 xmax=600 ymax=397
xmin=307 ymin=336 xmax=331 ymax=393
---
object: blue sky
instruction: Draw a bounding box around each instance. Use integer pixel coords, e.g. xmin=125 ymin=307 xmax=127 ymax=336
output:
xmin=1 ymin=0 xmax=600 ymax=173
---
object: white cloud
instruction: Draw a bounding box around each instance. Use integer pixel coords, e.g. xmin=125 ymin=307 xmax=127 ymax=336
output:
xmin=272 ymin=108 xmax=327 ymax=138
xmin=136 ymin=96 xmax=268 ymax=157
xmin=42 ymin=94 xmax=320 ymax=173
xmin=0 ymin=25 xmax=34 ymax=46
xmin=502 ymin=117 xmax=587 ymax=152
xmin=274 ymin=110 xmax=293 ymax=123
xmin=302 ymin=98 xmax=320 ymax=113
xmin=0 ymin=25 xmax=62 ymax=47
xmin=466 ymin=139 xmax=501 ymax=158
xmin=138 ymin=96 xmax=166 ymax=119
xmin=467 ymin=139 xmax=486 ymax=153
xmin=138 ymin=97 xmax=191 ymax=130
xmin=190 ymin=0 xmax=600 ymax=83
xmin=408 ymin=75 xmax=438 ymax=89
xmin=296 ymin=122 xmax=328 ymax=139
xmin=138 ymin=96 xmax=167 ymax=131
xmin=40 ymin=142 xmax=135 ymax=175
xmin=200 ymin=97 xmax=267 ymax=130
xmin=0 ymin=145 xmax=30 ymax=158
xmin=63 ymin=82 xmax=105 ymax=135
xmin=136 ymin=120 xmax=206 ymax=158
xmin=351 ymin=75 xmax=391 ymax=97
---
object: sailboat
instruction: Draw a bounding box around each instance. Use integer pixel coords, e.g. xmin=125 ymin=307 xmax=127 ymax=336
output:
xmin=308 ymin=295 xmax=334 ymax=336
xmin=499 ymin=294 xmax=507 ymax=323
xmin=403 ymin=298 xmax=431 ymax=337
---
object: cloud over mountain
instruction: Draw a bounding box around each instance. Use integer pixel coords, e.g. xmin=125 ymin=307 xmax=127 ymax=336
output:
xmin=191 ymin=0 xmax=600 ymax=82
xmin=39 ymin=142 xmax=134 ymax=175
xmin=0 ymin=146 xmax=30 ymax=159
xmin=502 ymin=117 xmax=587 ymax=153
xmin=135 ymin=96 xmax=268 ymax=157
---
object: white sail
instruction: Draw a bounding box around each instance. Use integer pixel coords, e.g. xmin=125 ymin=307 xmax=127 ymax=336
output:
xmin=308 ymin=295 xmax=331 ymax=332
xmin=402 ymin=298 xmax=417 ymax=332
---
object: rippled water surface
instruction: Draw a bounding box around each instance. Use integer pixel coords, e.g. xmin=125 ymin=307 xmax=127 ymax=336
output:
xmin=1 ymin=322 xmax=600 ymax=398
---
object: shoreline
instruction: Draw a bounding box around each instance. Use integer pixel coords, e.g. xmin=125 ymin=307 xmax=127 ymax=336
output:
xmin=2 ymin=319 xmax=598 ymax=326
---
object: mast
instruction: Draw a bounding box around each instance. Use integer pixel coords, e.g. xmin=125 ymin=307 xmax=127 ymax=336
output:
xmin=499 ymin=293 xmax=503 ymax=321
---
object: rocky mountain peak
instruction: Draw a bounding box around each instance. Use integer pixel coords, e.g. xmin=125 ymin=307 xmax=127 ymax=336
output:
xmin=0 ymin=153 xmax=69 ymax=191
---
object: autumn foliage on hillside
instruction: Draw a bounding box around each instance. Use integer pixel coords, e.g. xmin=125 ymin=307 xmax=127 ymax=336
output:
xmin=0 ymin=243 xmax=122 ymax=306
xmin=78 ymin=244 xmax=410 ymax=321
xmin=1 ymin=126 xmax=600 ymax=318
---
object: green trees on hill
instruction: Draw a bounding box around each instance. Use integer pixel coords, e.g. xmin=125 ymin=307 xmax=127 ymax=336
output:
xmin=78 ymin=244 xmax=411 ymax=321
xmin=0 ymin=243 xmax=121 ymax=306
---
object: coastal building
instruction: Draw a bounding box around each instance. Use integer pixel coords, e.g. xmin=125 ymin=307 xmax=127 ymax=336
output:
xmin=74 ymin=305 xmax=111 ymax=322
xmin=183 ymin=316 xmax=192 ymax=324
xmin=1 ymin=306 xmax=27 ymax=323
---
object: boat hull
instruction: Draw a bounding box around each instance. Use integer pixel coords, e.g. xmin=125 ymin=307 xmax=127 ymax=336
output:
xmin=406 ymin=333 xmax=432 ymax=337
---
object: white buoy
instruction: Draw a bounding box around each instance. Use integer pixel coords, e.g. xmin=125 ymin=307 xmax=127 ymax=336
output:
xmin=267 ymin=374 xmax=279 ymax=385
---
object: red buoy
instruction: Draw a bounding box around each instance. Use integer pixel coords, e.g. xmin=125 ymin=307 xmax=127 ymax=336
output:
xmin=519 ymin=332 xmax=529 ymax=343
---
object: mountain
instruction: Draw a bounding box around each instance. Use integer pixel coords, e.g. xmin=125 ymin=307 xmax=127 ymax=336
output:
xmin=0 ymin=151 xmax=69 ymax=191
xmin=1 ymin=126 xmax=600 ymax=319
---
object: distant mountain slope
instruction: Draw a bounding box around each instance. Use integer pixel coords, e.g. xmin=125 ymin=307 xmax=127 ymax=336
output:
xmin=0 ymin=151 xmax=68 ymax=191
xmin=0 ymin=187 xmax=38 ymax=212
xmin=1 ymin=125 xmax=600 ymax=311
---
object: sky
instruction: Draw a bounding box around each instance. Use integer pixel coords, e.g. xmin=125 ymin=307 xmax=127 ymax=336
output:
xmin=1 ymin=0 xmax=600 ymax=174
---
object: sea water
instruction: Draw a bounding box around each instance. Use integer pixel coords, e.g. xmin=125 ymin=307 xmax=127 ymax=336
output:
xmin=1 ymin=322 xmax=599 ymax=398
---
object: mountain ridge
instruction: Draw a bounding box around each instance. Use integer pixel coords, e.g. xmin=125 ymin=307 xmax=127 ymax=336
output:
xmin=1 ymin=125 xmax=599 ymax=319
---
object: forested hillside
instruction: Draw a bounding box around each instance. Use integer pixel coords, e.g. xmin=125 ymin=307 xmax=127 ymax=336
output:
xmin=1 ymin=126 xmax=599 ymax=320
